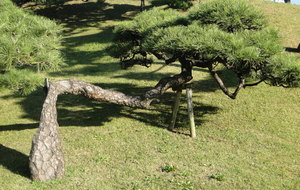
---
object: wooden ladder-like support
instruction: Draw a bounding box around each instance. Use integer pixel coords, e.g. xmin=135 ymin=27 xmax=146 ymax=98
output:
xmin=168 ymin=83 xmax=196 ymax=138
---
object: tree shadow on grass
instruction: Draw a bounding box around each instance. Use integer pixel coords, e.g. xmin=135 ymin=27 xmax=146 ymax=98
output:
xmin=120 ymin=93 xmax=220 ymax=135
xmin=2 ymin=0 xmax=246 ymax=134
xmin=56 ymin=94 xmax=123 ymax=127
xmin=31 ymin=1 xmax=144 ymax=77
xmin=0 ymin=82 xmax=147 ymax=130
xmin=0 ymin=123 xmax=38 ymax=131
xmin=34 ymin=1 xmax=142 ymax=35
xmin=48 ymin=26 xmax=118 ymax=77
xmin=112 ymin=67 xmax=239 ymax=94
xmin=0 ymin=81 xmax=220 ymax=133
xmin=193 ymin=69 xmax=240 ymax=93
xmin=49 ymin=60 xmax=121 ymax=77
xmin=0 ymin=144 xmax=30 ymax=179
xmin=113 ymin=71 xmax=176 ymax=82
xmin=285 ymin=47 xmax=300 ymax=53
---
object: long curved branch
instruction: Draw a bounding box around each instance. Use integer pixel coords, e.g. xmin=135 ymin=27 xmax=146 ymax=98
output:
xmin=29 ymin=73 xmax=192 ymax=181
xmin=209 ymin=68 xmax=245 ymax=99
xmin=243 ymin=79 xmax=265 ymax=88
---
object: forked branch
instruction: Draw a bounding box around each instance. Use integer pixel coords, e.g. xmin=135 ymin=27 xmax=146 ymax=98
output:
xmin=209 ymin=68 xmax=245 ymax=99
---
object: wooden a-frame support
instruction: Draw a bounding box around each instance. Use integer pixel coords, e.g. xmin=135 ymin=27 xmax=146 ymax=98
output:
xmin=168 ymin=83 xmax=196 ymax=138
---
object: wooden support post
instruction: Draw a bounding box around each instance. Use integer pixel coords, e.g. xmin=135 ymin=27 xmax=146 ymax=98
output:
xmin=186 ymin=84 xmax=196 ymax=138
xmin=169 ymin=89 xmax=182 ymax=131
xmin=169 ymin=83 xmax=196 ymax=138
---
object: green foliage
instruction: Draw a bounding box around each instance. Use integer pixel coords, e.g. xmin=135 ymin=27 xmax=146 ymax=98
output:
xmin=11 ymin=0 xmax=68 ymax=6
xmin=0 ymin=69 xmax=43 ymax=95
xmin=161 ymin=163 xmax=177 ymax=172
xmin=150 ymin=0 xmax=193 ymax=10
xmin=115 ymin=8 xmax=185 ymax=36
xmin=210 ymin=173 xmax=225 ymax=181
xmin=111 ymin=8 xmax=186 ymax=63
xmin=144 ymin=24 xmax=231 ymax=56
xmin=188 ymin=0 xmax=267 ymax=32
xmin=0 ymin=0 xmax=64 ymax=94
xmin=0 ymin=0 xmax=63 ymax=72
xmin=34 ymin=0 xmax=68 ymax=6
xmin=265 ymin=53 xmax=300 ymax=87
xmin=111 ymin=0 xmax=300 ymax=88
xmin=1 ymin=0 xmax=300 ymax=189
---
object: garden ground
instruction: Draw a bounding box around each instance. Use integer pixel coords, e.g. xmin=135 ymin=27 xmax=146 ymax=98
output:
xmin=0 ymin=0 xmax=300 ymax=189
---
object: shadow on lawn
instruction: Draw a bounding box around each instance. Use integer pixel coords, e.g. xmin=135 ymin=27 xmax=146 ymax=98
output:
xmin=120 ymin=96 xmax=220 ymax=135
xmin=32 ymin=0 xmax=144 ymax=77
xmin=113 ymin=66 xmax=239 ymax=94
xmin=0 ymin=144 xmax=30 ymax=178
xmin=0 ymin=80 xmax=220 ymax=133
xmin=34 ymin=0 xmax=143 ymax=35
xmin=285 ymin=47 xmax=300 ymax=53
xmin=1 ymin=0 xmax=234 ymax=132
xmin=0 ymin=123 xmax=38 ymax=131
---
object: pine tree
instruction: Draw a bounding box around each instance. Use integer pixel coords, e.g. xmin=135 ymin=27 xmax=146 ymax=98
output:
xmin=111 ymin=0 xmax=300 ymax=99
xmin=0 ymin=0 xmax=64 ymax=94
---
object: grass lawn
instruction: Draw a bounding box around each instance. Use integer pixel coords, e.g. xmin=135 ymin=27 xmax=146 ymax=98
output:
xmin=0 ymin=0 xmax=299 ymax=189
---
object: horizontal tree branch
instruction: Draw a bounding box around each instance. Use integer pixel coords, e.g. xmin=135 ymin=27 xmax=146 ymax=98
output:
xmin=243 ymin=79 xmax=265 ymax=88
xmin=152 ymin=52 xmax=178 ymax=65
xmin=43 ymin=72 xmax=192 ymax=110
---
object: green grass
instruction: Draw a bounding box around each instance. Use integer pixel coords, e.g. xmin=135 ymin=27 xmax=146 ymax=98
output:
xmin=1 ymin=0 xmax=300 ymax=189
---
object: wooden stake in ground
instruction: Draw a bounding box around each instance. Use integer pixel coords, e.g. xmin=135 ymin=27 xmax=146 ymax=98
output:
xmin=168 ymin=83 xmax=196 ymax=138
xmin=186 ymin=84 xmax=196 ymax=138
xmin=169 ymin=89 xmax=182 ymax=131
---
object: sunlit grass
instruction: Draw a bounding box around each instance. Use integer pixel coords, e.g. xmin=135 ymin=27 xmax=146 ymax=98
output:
xmin=0 ymin=0 xmax=300 ymax=189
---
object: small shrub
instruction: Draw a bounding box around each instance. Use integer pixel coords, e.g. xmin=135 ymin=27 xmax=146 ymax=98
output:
xmin=161 ymin=163 xmax=177 ymax=172
xmin=150 ymin=0 xmax=194 ymax=10
xmin=210 ymin=173 xmax=225 ymax=181
xmin=95 ymin=157 xmax=110 ymax=163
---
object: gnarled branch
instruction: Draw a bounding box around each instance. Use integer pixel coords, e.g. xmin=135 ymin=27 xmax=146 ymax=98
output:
xmin=209 ymin=68 xmax=245 ymax=99
xmin=29 ymin=72 xmax=192 ymax=181
xmin=152 ymin=52 xmax=178 ymax=65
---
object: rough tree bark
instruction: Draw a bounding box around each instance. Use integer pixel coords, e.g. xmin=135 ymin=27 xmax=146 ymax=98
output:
xmin=29 ymin=74 xmax=191 ymax=181
xmin=29 ymin=81 xmax=64 ymax=181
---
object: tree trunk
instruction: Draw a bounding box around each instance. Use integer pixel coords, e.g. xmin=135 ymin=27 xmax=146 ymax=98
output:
xmin=29 ymin=83 xmax=64 ymax=181
xmin=29 ymin=75 xmax=191 ymax=181
xmin=140 ymin=0 xmax=145 ymax=11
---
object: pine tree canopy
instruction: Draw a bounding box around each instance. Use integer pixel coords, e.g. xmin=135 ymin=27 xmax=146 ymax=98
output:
xmin=111 ymin=0 xmax=300 ymax=97
xmin=0 ymin=0 xmax=64 ymax=94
